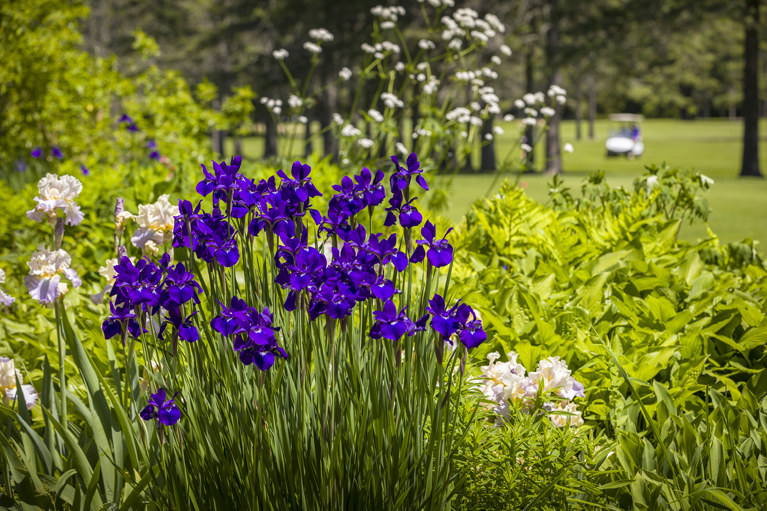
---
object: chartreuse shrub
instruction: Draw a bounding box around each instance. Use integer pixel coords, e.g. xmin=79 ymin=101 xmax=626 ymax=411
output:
xmin=452 ymin=165 xmax=767 ymax=508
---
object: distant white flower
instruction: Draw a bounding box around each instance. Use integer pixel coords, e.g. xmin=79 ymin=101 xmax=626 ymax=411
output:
xmin=490 ymin=55 xmax=502 ymax=66
xmin=524 ymin=108 xmax=538 ymax=117
xmin=484 ymin=133 xmax=493 ymax=141
xmin=297 ymin=115 xmax=308 ymax=124
xmin=418 ymin=39 xmax=436 ymax=50
xmin=380 ymin=20 xmax=395 ymax=29
xmin=368 ymin=109 xmax=384 ymax=123
xmin=700 ymin=174 xmax=714 ymax=187
xmin=646 ymin=175 xmax=659 ymax=191
xmin=131 ymin=194 xmax=177 ymax=250
xmin=27 ymin=173 xmax=84 ymax=226
xmin=523 ymin=93 xmax=537 ymax=105
xmin=380 ymin=92 xmax=404 ymax=109
xmin=448 ymin=39 xmax=463 ymax=50
xmin=502 ymin=114 xmax=514 ymax=122
xmin=338 ymin=67 xmax=352 ymax=81
xmin=493 ymin=126 xmax=504 ymax=135
xmin=115 ymin=211 xmax=135 ymax=235
xmin=308 ymin=28 xmax=334 ymax=42
xmin=288 ymin=95 xmax=303 ymax=109
xmin=555 ymin=95 xmax=567 ymax=105
xmin=272 ymin=49 xmax=289 ymax=60
xmin=521 ymin=143 xmax=532 ymax=153
xmin=0 ymin=357 xmax=37 ymax=409
xmin=547 ymin=401 xmax=584 ymax=428
xmin=340 ymin=124 xmax=362 ymax=137
xmin=563 ymin=143 xmax=574 ymax=153
xmin=361 ymin=43 xmax=376 ymax=54
xmin=540 ymin=106 xmax=556 ymax=117
xmin=303 ymin=41 xmax=322 ymax=54
xmin=25 ymin=246 xmax=81 ymax=304
xmin=396 ymin=142 xmax=408 ymax=154
xmin=332 ymin=113 xmax=344 ymax=125
xmin=514 ymin=99 xmax=525 ymax=109
xmin=422 ymin=76 xmax=439 ymax=95
xmin=90 ymin=256 xmax=121 ymax=304
xmin=529 ymin=356 xmax=584 ymax=400
xmin=394 ymin=62 xmax=405 ymax=72
xmin=357 ymin=138 xmax=374 ymax=149
xmin=522 ymin=118 xmax=537 ymax=126
xmin=470 ymin=30 xmax=488 ymax=42
xmin=499 ymin=44 xmax=512 ymax=56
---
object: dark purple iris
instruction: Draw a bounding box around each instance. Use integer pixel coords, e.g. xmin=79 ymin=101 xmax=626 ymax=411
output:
xmin=118 ymin=113 xmax=133 ymax=124
xmin=31 ymin=147 xmax=42 ymax=158
xmin=410 ymin=221 xmax=454 ymax=268
xmin=80 ymin=165 xmax=90 ymax=176
xmin=15 ymin=160 xmax=27 ymax=172
xmin=370 ymin=300 xmax=415 ymax=341
xmin=385 ymin=191 xmax=422 ymax=228
xmin=425 ymin=294 xmax=487 ymax=349
xmin=390 ymin=152 xmax=428 ymax=193
xmin=354 ymin=167 xmax=386 ymax=207
xmin=277 ymin=161 xmax=322 ymax=203
xmin=51 ymin=146 xmax=63 ymax=159
xmin=363 ymin=233 xmax=408 ymax=272
xmin=149 ymin=151 xmax=160 ymax=160
xmin=140 ymin=388 xmax=181 ymax=426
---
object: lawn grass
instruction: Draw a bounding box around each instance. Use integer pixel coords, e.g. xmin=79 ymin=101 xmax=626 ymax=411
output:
xmin=226 ymin=118 xmax=767 ymax=244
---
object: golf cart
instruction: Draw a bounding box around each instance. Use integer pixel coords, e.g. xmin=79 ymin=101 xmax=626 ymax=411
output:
xmin=605 ymin=113 xmax=644 ymax=158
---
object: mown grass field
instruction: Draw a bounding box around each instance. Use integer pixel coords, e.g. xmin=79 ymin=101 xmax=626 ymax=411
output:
xmin=228 ymin=118 xmax=767 ymax=244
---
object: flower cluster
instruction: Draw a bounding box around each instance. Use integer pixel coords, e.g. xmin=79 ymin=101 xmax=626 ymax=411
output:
xmin=26 ymin=173 xmax=83 ymax=226
xmin=140 ymin=387 xmax=180 ymax=426
xmin=480 ymin=352 xmax=585 ymax=427
xmin=24 ymin=246 xmax=82 ymax=304
xmin=425 ymin=294 xmax=485 ymax=348
xmin=102 ymin=254 xmax=202 ymax=343
xmin=0 ymin=268 xmax=14 ymax=307
xmin=0 ymin=357 xmax=37 ymax=409
xmin=129 ymin=194 xmax=177 ymax=254
xmin=212 ymin=298 xmax=287 ymax=370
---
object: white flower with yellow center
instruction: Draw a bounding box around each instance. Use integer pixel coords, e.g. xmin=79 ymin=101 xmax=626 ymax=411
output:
xmin=24 ymin=246 xmax=81 ymax=304
xmin=26 ymin=173 xmax=84 ymax=226
xmin=547 ymin=401 xmax=583 ymax=428
xmin=131 ymin=194 xmax=177 ymax=250
xmin=0 ymin=357 xmax=37 ymax=409
xmin=0 ymin=268 xmax=14 ymax=306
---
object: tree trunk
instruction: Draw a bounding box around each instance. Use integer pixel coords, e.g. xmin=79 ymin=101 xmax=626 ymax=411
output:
xmin=263 ymin=111 xmax=278 ymax=158
xmin=525 ymin=46 xmax=536 ymax=169
xmin=319 ymin=80 xmax=339 ymax=162
xmin=740 ymin=0 xmax=762 ymax=177
xmin=234 ymin=137 xmax=242 ymax=156
xmin=588 ymin=73 xmax=597 ymax=140
xmin=481 ymin=117 xmax=496 ymax=171
xmin=575 ymin=91 xmax=583 ymax=141
xmin=545 ymin=0 xmax=562 ymax=175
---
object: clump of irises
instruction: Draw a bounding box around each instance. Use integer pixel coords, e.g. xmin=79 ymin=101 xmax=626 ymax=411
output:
xmin=104 ymin=151 xmax=486 ymax=427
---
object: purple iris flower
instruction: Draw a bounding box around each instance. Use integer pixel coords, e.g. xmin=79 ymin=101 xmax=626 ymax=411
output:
xmin=329 ymin=176 xmax=365 ymax=220
xmin=31 ymin=147 xmax=42 ymax=158
xmin=308 ymin=280 xmax=357 ymax=320
xmin=149 ymin=151 xmax=160 ymax=160
xmin=127 ymin=123 xmax=139 ymax=132
xmin=196 ymin=157 xmax=243 ymax=200
xmin=147 ymin=139 xmax=157 ymax=149
xmin=354 ymin=167 xmax=386 ymax=207
xmin=15 ymin=160 xmax=27 ymax=172
xmin=390 ymin=152 xmax=428 ymax=193
xmin=370 ymin=300 xmax=414 ymax=341
xmin=102 ymin=301 xmax=141 ymax=340
xmin=51 ymin=146 xmax=63 ymax=159
xmin=118 ymin=113 xmax=133 ymax=124
xmin=364 ymin=233 xmax=408 ymax=272
xmin=410 ymin=221 xmax=454 ymax=268
xmin=161 ymin=262 xmax=202 ymax=307
xmin=385 ymin=191 xmax=422 ymax=228
xmin=80 ymin=165 xmax=90 ymax=176
xmin=212 ymin=299 xmax=287 ymax=370
xmin=370 ymin=276 xmax=399 ymax=301
xmin=277 ymin=160 xmax=322 ymax=203
xmin=311 ymin=207 xmax=350 ymax=238
xmin=211 ymin=296 xmax=251 ymax=336
xmin=140 ymin=388 xmax=181 ymax=426
xmin=425 ymin=294 xmax=487 ymax=349
xmin=164 ymin=306 xmax=199 ymax=342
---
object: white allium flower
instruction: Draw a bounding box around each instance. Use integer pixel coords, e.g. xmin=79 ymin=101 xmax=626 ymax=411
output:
xmin=303 ymin=41 xmax=322 ymax=54
xmin=332 ymin=113 xmax=344 ymax=125
xmin=131 ymin=194 xmax=176 ymax=250
xmin=522 ymin=118 xmax=537 ymax=126
xmin=288 ymin=95 xmax=303 ymax=109
xmin=470 ymin=101 xmax=481 ymax=112
xmin=338 ymin=67 xmax=353 ymax=81
xmin=308 ymin=28 xmax=334 ymax=42
xmin=380 ymin=41 xmax=400 ymax=54
xmin=646 ymin=175 xmax=659 ymax=191
xmin=380 ymin=92 xmax=404 ymax=109
xmin=455 ymin=70 xmax=475 ymax=82
xmin=25 ymin=246 xmax=81 ymax=304
xmin=484 ymin=133 xmax=493 ymax=141
xmin=481 ymin=92 xmax=499 ymax=105
xmin=563 ymin=143 xmax=574 ymax=153
xmin=448 ymin=39 xmax=463 ymax=50
xmin=395 ymin=62 xmax=405 ymax=72
xmin=548 ymin=84 xmax=567 ymax=97
xmin=357 ymin=138 xmax=374 ymax=149
xmin=500 ymin=44 xmax=512 ymax=56
xmin=469 ymin=116 xmax=482 ymax=127
xmin=297 ymin=115 xmax=308 ymax=124
xmin=521 ymin=143 xmax=533 ymax=153
xmin=490 ymin=55 xmax=502 ymax=66
xmin=27 ymin=173 xmax=84 ymax=226
xmin=0 ymin=357 xmax=37 ymax=409
xmin=368 ymin=109 xmax=384 ymax=123
xmin=395 ymin=142 xmax=408 ymax=154
xmin=514 ymin=99 xmax=525 ymax=109
xmin=381 ymin=20 xmax=395 ymax=29
xmin=423 ymin=76 xmax=439 ymax=95
xmin=540 ymin=106 xmax=556 ymax=117
xmin=446 ymin=107 xmax=471 ymax=123
xmin=493 ymin=126 xmax=504 ymax=135
xmin=503 ymin=114 xmax=514 ymax=122
xmin=470 ymin=30 xmax=488 ymax=42
xmin=418 ymin=39 xmax=436 ymax=50
xmin=340 ymin=124 xmax=362 ymax=137
xmin=524 ymin=107 xmax=538 ymax=117
xmin=272 ymin=49 xmax=289 ymax=60
xmin=523 ymin=93 xmax=537 ymax=105
xmin=361 ymin=43 xmax=376 ymax=54
xmin=555 ymin=95 xmax=567 ymax=105
xmin=484 ymin=13 xmax=505 ymax=33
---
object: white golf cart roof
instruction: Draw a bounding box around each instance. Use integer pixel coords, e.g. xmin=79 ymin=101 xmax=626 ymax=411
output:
xmin=608 ymin=113 xmax=644 ymax=123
